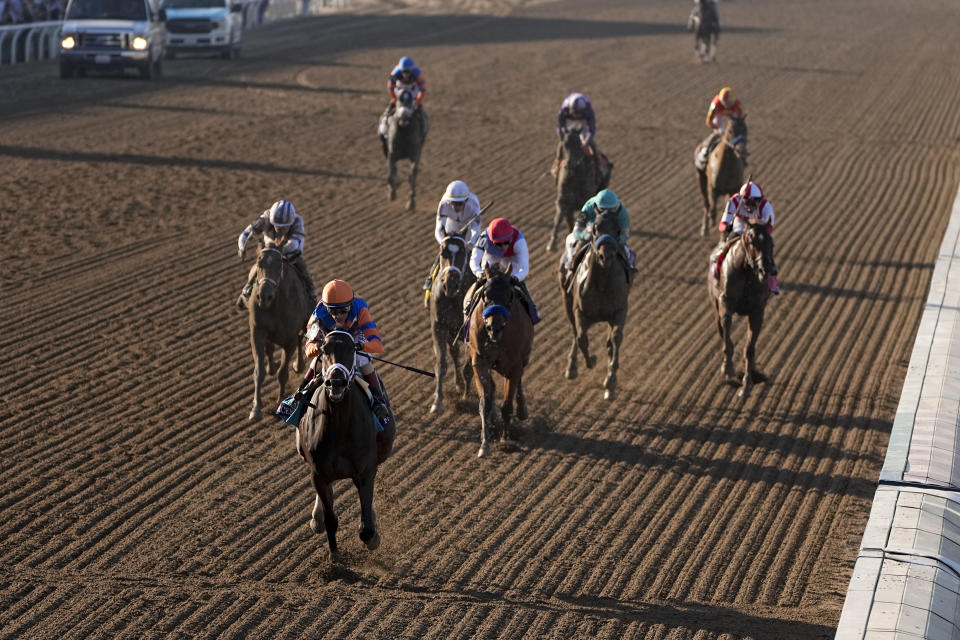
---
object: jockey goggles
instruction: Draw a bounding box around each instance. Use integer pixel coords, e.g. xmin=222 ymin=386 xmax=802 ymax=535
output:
xmin=324 ymin=303 xmax=351 ymax=317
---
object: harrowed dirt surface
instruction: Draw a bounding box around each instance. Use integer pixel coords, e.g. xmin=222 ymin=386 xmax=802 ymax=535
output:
xmin=2 ymin=0 xmax=960 ymax=637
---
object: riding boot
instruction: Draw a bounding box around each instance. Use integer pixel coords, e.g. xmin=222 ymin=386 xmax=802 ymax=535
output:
xmin=363 ymin=371 xmax=395 ymax=462
xmin=515 ymin=280 xmax=542 ymax=325
xmin=236 ymin=281 xmax=253 ymax=310
xmin=768 ymin=274 xmax=780 ymax=295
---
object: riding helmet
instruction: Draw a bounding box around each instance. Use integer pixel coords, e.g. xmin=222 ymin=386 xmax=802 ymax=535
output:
xmin=322 ymin=279 xmax=354 ymax=308
xmin=487 ymin=218 xmax=515 ymax=244
xmin=397 ymin=56 xmax=415 ymax=71
xmin=268 ymin=200 xmax=296 ymax=227
xmin=443 ymin=180 xmax=470 ymax=203
xmin=594 ymin=189 xmax=620 ymax=212
xmin=718 ymin=87 xmax=734 ymax=108
xmin=739 ymin=181 xmax=763 ymax=202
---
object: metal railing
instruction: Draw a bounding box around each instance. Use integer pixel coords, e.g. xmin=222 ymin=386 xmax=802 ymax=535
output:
xmin=0 ymin=0 xmax=349 ymax=66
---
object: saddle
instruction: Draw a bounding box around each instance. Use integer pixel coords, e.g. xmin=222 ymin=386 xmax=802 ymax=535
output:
xmin=275 ymin=375 xmax=387 ymax=431
xmin=710 ymin=235 xmax=740 ymax=279
xmin=564 ymin=239 xmax=631 ymax=294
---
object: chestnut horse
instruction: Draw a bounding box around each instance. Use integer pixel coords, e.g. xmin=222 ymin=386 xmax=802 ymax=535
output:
xmin=244 ymin=247 xmax=313 ymax=421
xmin=697 ymin=115 xmax=748 ymax=236
xmin=467 ymin=264 xmax=534 ymax=457
xmin=429 ymin=234 xmax=475 ymax=414
xmin=295 ymin=330 xmax=393 ymax=555
xmin=707 ymin=224 xmax=776 ymax=399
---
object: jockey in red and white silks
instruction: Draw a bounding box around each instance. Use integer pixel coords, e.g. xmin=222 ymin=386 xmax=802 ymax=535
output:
xmin=716 ymin=181 xmax=779 ymax=294
xmin=463 ymin=218 xmax=541 ymax=324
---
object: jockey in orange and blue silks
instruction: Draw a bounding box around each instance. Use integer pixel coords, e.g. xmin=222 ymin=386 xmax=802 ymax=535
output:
xmin=298 ymin=280 xmax=395 ymax=423
xmin=463 ymin=217 xmax=541 ymax=324
xmin=714 ymin=181 xmax=780 ymax=294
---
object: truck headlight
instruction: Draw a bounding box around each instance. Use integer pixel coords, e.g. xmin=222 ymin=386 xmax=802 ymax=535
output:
xmin=132 ymin=36 xmax=148 ymax=50
xmin=61 ymin=35 xmax=76 ymax=49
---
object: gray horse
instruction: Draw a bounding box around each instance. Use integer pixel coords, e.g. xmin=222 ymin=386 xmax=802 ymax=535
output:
xmin=688 ymin=0 xmax=720 ymax=62
xmin=428 ymin=234 xmax=475 ymax=414
xmin=242 ymin=247 xmax=314 ymax=421
xmin=546 ymin=128 xmax=599 ymax=253
xmin=559 ymin=210 xmax=631 ymax=400
xmin=384 ymin=87 xmax=428 ymax=212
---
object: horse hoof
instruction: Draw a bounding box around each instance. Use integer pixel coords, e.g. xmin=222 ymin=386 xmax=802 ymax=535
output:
xmin=360 ymin=528 xmax=381 ymax=550
xmin=248 ymin=408 xmax=262 ymax=422
xmin=477 ymin=443 xmax=490 ymax=458
xmin=586 ymin=356 xmax=597 ymax=369
xmin=517 ymin=404 xmax=528 ymax=421
xmin=604 ymin=389 xmax=616 ymax=401
xmin=429 ymin=402 xmax=444 ymax=415
xmin=546 ymin=240 xmax=556 ymax=253
xmin=738 ymin=387 xmax=751 ymax=400
xmin=406 ymin=199 xmax=416 ymax=212
xmin=309 ymin=518 xmax=324 ymax=534
xmin=387 ymin=187 xmax=397 ymax=202
xmin=565 ymin=367 xmax=578 ymax=380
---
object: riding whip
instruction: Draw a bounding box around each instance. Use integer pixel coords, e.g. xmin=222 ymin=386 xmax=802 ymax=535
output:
xmin=365 ymin=354 xmax=435 ymax=378
xmin=451 ymin=200 xmax=496 ymax=238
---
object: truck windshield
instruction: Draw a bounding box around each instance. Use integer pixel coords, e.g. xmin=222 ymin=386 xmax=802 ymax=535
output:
xmin=65 ymin=0 xmax=148 ymax=20
xmin=164 ymin=0 xmax=225 ymax=7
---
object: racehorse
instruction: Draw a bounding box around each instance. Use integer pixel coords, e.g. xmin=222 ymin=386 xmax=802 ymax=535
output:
xmin=547 ymin=127 xmax=598 ymax=253
xmin=697 ymin=115 xmax=748 ymax=237
xmin=707 ymin=224 xmax=776 ymax=399
xmin=688 ymin=0 xmax=720 ymax=62
xmin=559 ymin=209 xmax=631 ymax=400
xmin=467 ymin=264 xmax=534 ymax=457
xmin=295 ymin=330 xmax=391 ymax=555
xmin=385 ymin=87 xmax=428 ymax=212
xmin=428 ymin=234 xmax=475 ymax=414
xmin=244 ymin=246 xmax=313 ymax=421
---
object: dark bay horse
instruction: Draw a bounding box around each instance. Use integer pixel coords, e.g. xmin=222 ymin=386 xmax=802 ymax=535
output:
xmin=688 ymin=0 xmax=720 ymax=62
xmin=385 ymin=87 xmax=428 ymax=212
xmin=697 ymin=115 xmax=748 ymax=236
xmin=244 ymin=247 xmax=313 ymax=421
xmin=296 ymin=330 xmax=391 ymax=555
xmin=547 ymin=127 xmax=598 ymax=253
xmin=468 ymin=264 xmax=534 ymax=457
xmin=428 ymin=234 xmax=475 ymax=414
xmin=707 ymin=224 xmax=776 ymax=399
xmin=559 ymin=210 xmax=631 ymax=400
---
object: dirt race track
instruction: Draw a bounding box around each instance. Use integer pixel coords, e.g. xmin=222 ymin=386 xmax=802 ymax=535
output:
xmin=3 ymin=0 xmax=960 ymax=637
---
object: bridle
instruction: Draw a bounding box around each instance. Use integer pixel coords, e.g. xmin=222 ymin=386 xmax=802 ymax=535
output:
xmin=320 ymin=330 xmax=357 ymax=401
xmin=438 ymin=236 xmax=468 ymax=296
xmin=255 ymin=247 xmax=284 ymax=304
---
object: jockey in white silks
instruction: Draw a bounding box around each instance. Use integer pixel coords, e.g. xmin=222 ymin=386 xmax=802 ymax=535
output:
xmin=236 ymin=199 xmax=316 ymax=308
xmin=423 ymin=180 xmax=484 ymax=304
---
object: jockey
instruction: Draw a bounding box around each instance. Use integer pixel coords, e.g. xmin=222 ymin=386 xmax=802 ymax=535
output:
xmin=423 ymin=180 xmax=484 ymax=304
xmin=378 ymin=55 xmax=427 ymax=155
xmin=713 ymin=181 xmax=780 ymax=294
xmin=300 ymin=280 xmax=395 ymax=430
xmin=695 ymin=87 xmax=744 ymax=169
xmin=236 ymin=199 xmax=316 ymax=309
xmin=561 ymin=188 xmax=635 ymax=286
xmin=553 ymin=92 xmax=612 ymax=188
xmin=463 ymin=217 xmax=541 ymax=325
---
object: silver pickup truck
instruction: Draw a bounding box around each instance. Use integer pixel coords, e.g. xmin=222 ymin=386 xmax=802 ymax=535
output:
xmin=163 ymin=0 xmax=244 ymax=59
xmin=58 ymin=0 xmax=167 ymax=79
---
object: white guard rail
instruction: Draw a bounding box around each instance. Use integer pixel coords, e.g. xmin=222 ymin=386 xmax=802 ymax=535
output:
xmin=0 ymin=0 xmax=350 ymax=66
xmin=835 ymin=185 xmax=960 ymax=637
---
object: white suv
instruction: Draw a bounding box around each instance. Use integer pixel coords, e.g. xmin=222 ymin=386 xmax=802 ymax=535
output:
xmin=163 ymin=0 xmax=243 ymax=59
xmin=59 ymin=0 xmax=167 ymax=78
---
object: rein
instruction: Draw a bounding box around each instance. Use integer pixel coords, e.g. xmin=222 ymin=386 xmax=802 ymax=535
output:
xmin=320 ymin=330 xmax=357 ymax=389
xmin=256 ymin=247 xmax=284 ymax=289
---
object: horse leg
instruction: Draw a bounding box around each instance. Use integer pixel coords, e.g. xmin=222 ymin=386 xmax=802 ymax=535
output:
xmin=516 ymin=378 xmax=528 ymax=421
xmin=265 ymin=342 xmax=278 ymax=375
xmin=249 ymin=335 xmax=267 ymax=421
xmin=740 ymin=308 xmax=765 ymax=399
xmin=500 ymin=375 xmax=519 ymax=447
xmin=310 ymin=480 xmax=339 ymax=555
xmin=430 ymin=327 xmax=447 ymax=415
xmin=386 ymin=158 xmax=398 ymax=202
xmin=354 ymin=471 xmax=380 ymax=551
xmin=698 ymin=170 xmax=710 ymax=237
xmin=406 ymin=157 xmax=418 ymax=212
xmin=276 ymin=342 xmax=294 ymax=404
xmin=576 ymin=312 xmax=597 ymax=370
xmin=547 ymin=201 xmax=564 ymax=252
xmin=603 ymin=319 xmax=624 ymax=401
xmin=473 ymin=361 xmax=494 ymax=457
xmin=720 ymin=309 xmax=735 ymax=381
xmin=451 ymin=339 xmax=468 ymax=401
